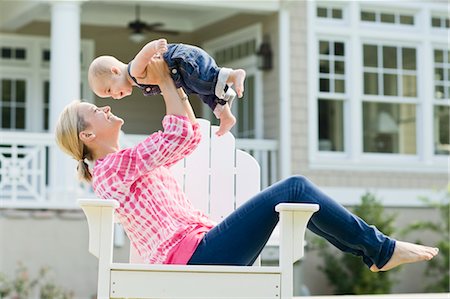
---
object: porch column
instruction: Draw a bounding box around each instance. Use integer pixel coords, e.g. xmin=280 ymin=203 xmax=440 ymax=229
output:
xmin=49 ymin=1 xmax=81 ymax=203
xmin=279 ymin=2 xmax=291 ymax=178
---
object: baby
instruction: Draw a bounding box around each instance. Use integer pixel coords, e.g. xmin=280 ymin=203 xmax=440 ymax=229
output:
xmin=88 ymin=38 xmax=246 ymax=136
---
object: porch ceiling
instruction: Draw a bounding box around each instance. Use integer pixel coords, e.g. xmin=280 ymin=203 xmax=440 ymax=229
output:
xmin=0 ymin=0 xmax=279 ymax=33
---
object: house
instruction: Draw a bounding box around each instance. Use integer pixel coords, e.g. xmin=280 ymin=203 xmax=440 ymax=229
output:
xmin=0 ymin=0 xmax=447 ymax=297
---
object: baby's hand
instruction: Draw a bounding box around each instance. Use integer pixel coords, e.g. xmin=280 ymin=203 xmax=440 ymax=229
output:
xmin=154 ymin=39 xmax=168 ymax=54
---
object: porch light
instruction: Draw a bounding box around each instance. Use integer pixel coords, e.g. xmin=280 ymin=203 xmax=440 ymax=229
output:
xmin=129 ymin=32 xmax=146 ymax=43
xmin=256 ymin=35 xmax=273 ymax=71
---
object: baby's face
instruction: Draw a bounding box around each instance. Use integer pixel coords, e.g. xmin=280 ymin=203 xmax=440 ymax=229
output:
xmin=92 ymin=73 xmax=132 ymax=100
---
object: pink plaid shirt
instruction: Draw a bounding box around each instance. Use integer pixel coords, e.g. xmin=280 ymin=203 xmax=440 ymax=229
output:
xmin=92 ymin=115 xmax=215 ymax=264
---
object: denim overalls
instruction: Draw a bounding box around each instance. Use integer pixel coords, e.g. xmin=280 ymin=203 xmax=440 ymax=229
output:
xmin=127 ymin=43 xmax=233 ymax=113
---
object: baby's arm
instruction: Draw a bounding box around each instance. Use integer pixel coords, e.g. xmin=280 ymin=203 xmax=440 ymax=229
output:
xmin=130 ymin=38 xmax=168 ymax=79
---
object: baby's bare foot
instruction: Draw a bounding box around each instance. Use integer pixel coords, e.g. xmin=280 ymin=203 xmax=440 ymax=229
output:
xmin=229 ymin=69 xmax=246 ymax=98
xmin=370 ymin=241 xmax=439 ymax=272
xmin=216 ymin=114 xmax=236 ymax=136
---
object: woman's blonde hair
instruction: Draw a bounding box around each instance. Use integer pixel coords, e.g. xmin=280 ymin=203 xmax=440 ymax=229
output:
xmin=55 ymin=100 xmax=93 ymax=182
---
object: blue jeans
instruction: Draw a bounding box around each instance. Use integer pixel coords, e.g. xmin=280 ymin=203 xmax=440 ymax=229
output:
xmin=187 ymin=176 xmax=395 ymax=268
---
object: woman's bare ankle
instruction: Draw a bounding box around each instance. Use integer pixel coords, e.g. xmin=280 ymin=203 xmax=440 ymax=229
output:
xmin=370 ymin=241 xmax=439 ymax=272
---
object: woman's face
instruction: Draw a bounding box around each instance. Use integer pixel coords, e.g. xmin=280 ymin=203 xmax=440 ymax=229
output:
xmin=77 ymin=102 xmax=124 ymax=141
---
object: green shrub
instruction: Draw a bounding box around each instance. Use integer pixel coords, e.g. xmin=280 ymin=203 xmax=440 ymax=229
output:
xmin=401 ymin=188 xmax=450 ymax=292
xmin=0 ymin=263 xmax=73 ymax=299
xmin=309 ymin=192 xmax=398 ymax=294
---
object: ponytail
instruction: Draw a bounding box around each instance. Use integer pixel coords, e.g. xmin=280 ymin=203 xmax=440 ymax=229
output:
xmin=55 ymin=100 xmax=93 ymax=183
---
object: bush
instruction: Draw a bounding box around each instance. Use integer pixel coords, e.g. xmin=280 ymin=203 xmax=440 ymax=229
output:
xmin=309 ymin=192 xmax=398 ymax=294
xmin=0 ymin=263 xmax=73 ymax=299
xmin=401 ymin=188 xmax=450 ymax=292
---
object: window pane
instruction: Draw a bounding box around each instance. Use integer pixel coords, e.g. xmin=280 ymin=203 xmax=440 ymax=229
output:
xmin=435 ymin=85 xmax=444 ymax=99
xmin=435 ymin=68 xmax=444 ymax=81
xmin=2 ymin=107 xmax=11 ymax=128
xmin=318 ymin=99 xmax=344 ymax=151
xmin=44 ymin=81 xmax=50 ymax=104
xmin=402 ymin=48 xmax=416 ymax=70
xmin=364 ymin=72 xmax=378 ymax=94
xmin=2 ymin=80 xmax=11 ymax=102
xmin=335 ymin=79 xmax=345 ymax=93
xmin=320 ymin=78 xmax=330 ymax=92
xmin=319 ymin=41 xmax=330 ymax=55
xmin=383 ymin=74 xmax=398 ymax=96
xmin=317 ymin=7 xmax=327 ymax=18
xmin=363 ymin=45 xmax=377 ymax=67
xmin=434 ymin=106 xmax=450 ymax=155
xmin=434 ymin=50 xmax=443 ymax=63
xmin=42 ymin=49 xmax=51 ymax=62
xmin=320 ymin=60 xmax=330 ymax=73
xmin=335 ymin=61 xmax=345 ymax=74
xmin=15 ymin=48 xmax=26 ymax=60
xmin=446 ymin=18 xmax=450 ymax=28
xmin=44 ymin=108 xmax=49 ymax=131
xmin=380 ymin=13 xmax=395 ymax=23
xmin=16 ymin=80 xmax=26 ymax=103
xmin=332 ymin=8 xmax=342 ymax=19
xmin=15 ymin=107 xmax=25 ymax=129
xmin=402 ymin=75 xmax=417 ymax=97
xmin=334 ymin=42 xmax=344 ymax=56
xmin=1 ymin=47 xmax=11 ymax=59
xmin=431 ymin=17 xmax=441 ymax=27
xmin=400 ymin=15 xmax=414 ymax=25
xmin=361 ymin=11 xmax=376 ymax=21
xmin=383 ymin=46 xmax=397 ymax=69
xmin=363 ymin=102 xmax=416 ymax=154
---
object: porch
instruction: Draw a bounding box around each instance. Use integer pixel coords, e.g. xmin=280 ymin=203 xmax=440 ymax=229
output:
xmin=0 ymin=130 xmax=278 ymax=209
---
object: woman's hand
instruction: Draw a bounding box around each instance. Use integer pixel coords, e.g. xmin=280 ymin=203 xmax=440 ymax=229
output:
xmin=144 ymin=56 xmax=171 ymax=86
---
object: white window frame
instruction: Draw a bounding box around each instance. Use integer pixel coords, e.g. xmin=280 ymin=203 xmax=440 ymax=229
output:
xmin=0 ymin=34 xmax=94 ymax=132
xmin=202 ymin=24 xmax=264 ymax=139
xmin=307 ymin=0 xmax=448 ymax=173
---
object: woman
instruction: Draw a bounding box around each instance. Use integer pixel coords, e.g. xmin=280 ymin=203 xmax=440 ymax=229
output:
xmin=56 ymin=57 xmax=438 ymax=271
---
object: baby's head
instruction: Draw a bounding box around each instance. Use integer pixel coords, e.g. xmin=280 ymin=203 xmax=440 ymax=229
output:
xmin=88 ymin=56 xmax=133 ymax=100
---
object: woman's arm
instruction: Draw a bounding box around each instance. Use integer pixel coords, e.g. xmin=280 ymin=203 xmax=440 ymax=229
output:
xmin=177 ymin=88 xmax=197 ymax=125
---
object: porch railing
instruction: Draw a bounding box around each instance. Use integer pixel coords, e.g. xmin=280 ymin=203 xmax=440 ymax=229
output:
xmin=0 ymin=131 xmax=278 ymax=209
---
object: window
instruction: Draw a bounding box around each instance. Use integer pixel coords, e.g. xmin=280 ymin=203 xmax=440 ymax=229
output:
xmin=361 ymin=10 xmax=415 ymax=25
xmin=43 ymin=81 xmax=50 ymax=131
xmin=1 ymin=47 xmax=27 ymax=60
xmin=362 ymin=43 xmax=417 ymax=154
xmin=433 ymin=48 xmax=450 ymax=99
xmin=363 ymin=44 xmax=417 ymax=97
xmin=214 ymin=40 xmax=257 ymax=66
xmin=431 ymin=15 xmax=450 ymax=29
xmin=311 ymin=1 xmax=448 ymax=172
xmin=433 ymin=47 xmax=450 ymax=156
xmin=317 ymin=40 xmax=346 ymax=152
xmin=317 ymin=6 xmax=343 ymax=20
xmin=1 ymin=79 xmax=26 ymax=130
xmin=319 ymin=40 xmax=345 ymax=93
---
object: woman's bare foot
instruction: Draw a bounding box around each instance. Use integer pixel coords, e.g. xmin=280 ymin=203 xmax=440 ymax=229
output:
xmin=216 ymin=114 xmax=236 ymax=136
xmin=370 ymin=241 xmax=439 ymax=272
xmin=228 ymin=69 xmax=246 ymax=98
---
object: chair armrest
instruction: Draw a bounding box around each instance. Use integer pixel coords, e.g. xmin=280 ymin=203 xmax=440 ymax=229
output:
xmin=78 ymin=198 xmax=118 ymax=259
xmin=275 ymin=203 xmax=319 ymax=212
xmin=276 ymin=203 xmax=319 ymax=263
xmin=78 ymin=198 xmax=119 ymax=208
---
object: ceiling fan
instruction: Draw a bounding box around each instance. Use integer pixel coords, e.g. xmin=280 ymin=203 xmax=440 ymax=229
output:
xmin=128 ymin=5 xmax=179 ymax=43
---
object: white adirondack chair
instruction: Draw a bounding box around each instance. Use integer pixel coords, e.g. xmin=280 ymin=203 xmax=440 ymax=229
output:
xmin=78 ymin=119 xmax=319 ymax=299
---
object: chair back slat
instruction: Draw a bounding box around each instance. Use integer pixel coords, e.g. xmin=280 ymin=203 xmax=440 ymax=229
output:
xmin=183 ymin=119 xmax=211 ymax=213
xmin=172 ymin=119 xmax=261 ymax=222
xmin=235 ymin=150 xmax=260 ymax=208
xmin=209 ymin=126 xmax=236 ymax=221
